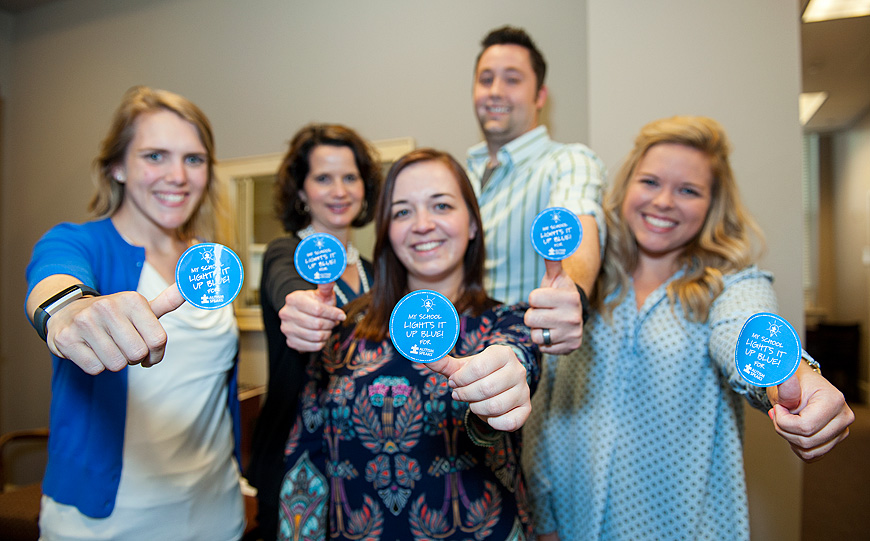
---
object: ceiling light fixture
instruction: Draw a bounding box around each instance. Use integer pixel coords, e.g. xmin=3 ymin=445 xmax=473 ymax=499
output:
xmin=799 ymin=92 xmax=829 ymax=125
xmin=803 ymin=0 xmax=870 ymax=23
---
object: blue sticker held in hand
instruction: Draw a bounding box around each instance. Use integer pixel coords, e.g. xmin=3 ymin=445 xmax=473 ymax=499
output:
xmin=389 ymin=290 xmax=460 ymax=363
xmin=530 ymin=207 xmax=583 ymax=261
xmin=294 ymin=233 xmax=348 ymax=284
xmin=735 ymin=313 xmax=802 ymax=387
xmin=175 ymin=243 xmax=244 ymax=310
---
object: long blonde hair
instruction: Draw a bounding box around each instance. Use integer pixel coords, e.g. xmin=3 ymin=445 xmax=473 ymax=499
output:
xmin=90 ymin=86 xmax=231 ymax=244
xmin=597 ymin=116 xmax=764 ymax=322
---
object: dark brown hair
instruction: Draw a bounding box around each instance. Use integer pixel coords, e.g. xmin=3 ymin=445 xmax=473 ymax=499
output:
xmin=275 ymin=123 xmax=380 ymax=233
xmin=347 ymin=148 xmax=494 ymax=342
xmin=475 ymin=25 xmax=547 ymax=92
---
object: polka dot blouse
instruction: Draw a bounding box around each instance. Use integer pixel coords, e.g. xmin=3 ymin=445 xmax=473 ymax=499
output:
xmin=523 ymin=266 xmax=775 ymax=540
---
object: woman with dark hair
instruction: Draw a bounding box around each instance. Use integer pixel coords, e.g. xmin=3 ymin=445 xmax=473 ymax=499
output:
xmin=247 ymin=124 xmax=380 ymax=540
xmin=276 ymin=149 xmax=540 ymax=540
xmin=523 ymin=116 xmax=853 ymax=540
xmin=25 ymin=86 xmax=243 ymax=539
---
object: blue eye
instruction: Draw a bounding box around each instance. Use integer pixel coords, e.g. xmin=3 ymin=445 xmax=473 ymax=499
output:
xmin=144 ymin=152 xmax=163 ymax=162
xmin=434 ymin=202 xmax=451 ymax=211
xmin=392 ymin=208 xmax=409 ymax=219
xmin=344 ymin=174 xmax=360 ymax=183
xmin=185 ymin=155 xmax=206 ymax=166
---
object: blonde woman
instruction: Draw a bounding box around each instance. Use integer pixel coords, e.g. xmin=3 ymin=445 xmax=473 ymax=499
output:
xmin=523 ymin=116 xmax=853 ymax=540
xmin=26 ymin=86 xmax=243 ymax=540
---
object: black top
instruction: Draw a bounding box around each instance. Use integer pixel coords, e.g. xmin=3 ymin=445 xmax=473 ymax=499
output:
xmin=246 ymin=234 xmax=373 ymax=540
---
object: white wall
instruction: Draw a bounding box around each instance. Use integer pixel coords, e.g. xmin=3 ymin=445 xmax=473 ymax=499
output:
xmin=0 ymin=8 xmax=14 ymax=430
xmin=831 ymin=110 xmax=870 ymax=389
xmin=586 ymin=1 xmax=805 ymax=539
xmin=0 ymin=0 xmax=589 ymax=430
xmin=0 ymin=11 xmax=12 ymax=96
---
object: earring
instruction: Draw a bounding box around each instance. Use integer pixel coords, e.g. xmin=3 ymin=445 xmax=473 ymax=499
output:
xmin=295 ymin=199 xmax=309 ymax=214
xmin=114 ymin=171 xmax=126 ymax=182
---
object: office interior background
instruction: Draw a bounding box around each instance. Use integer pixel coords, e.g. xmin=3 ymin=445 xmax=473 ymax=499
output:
xmin=1 ymin=1 xmax=868 ymax=539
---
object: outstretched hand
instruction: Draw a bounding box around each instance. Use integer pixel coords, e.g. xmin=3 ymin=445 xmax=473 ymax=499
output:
xmin=766 ymin=362 xmax=854 ymax=462
xmin=525 ymin=259 xmax=583 ymax=355
xmin=48 ymin=283 xmax=185 ymax=375
xmin=278 ymin=283 xmax=345 ymax=352
xmin=426 ymin=344 xmax=530 ymax=432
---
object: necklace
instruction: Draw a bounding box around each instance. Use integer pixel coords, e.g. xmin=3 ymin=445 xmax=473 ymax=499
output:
xmin=297 ymin=225 xmax=370 ymax=306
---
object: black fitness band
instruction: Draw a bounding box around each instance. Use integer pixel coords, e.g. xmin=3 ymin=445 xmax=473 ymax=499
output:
xmin=577 ymin=284 xmax=591 ymax=325
xmin=32 ymin=284 xmax=100 ymax=341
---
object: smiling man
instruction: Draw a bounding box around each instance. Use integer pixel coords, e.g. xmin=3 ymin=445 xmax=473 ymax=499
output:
xmin=467 ymin=26 xmax=605 ymax=352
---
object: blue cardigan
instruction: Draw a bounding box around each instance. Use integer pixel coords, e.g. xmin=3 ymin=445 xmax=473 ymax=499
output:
xmin=26 ymin=218 xmax=241 ymax=518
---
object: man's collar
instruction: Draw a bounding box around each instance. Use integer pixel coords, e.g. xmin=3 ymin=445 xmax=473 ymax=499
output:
xmin=469 ymin=125 xmax=550 ymax=164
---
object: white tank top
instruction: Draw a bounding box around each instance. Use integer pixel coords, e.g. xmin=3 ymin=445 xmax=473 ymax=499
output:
xmin=40 ymin=262 xmax=244 ymax=541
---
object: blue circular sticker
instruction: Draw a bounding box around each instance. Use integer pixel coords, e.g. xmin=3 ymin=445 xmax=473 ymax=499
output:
xmin=175 ymin=243 xmax=244 ymax=310
xmin=530 ymin=207 xmax=583 ymax=260
xmin=294 ymin=233 xmax=348 ymax=284
xmin=389 ymin=290 xmax=460 ymax=363
xmin=735 ymin=313 xmax=802 ymax=387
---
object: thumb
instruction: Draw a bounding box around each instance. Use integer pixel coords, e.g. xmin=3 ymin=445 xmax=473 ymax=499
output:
xmin=150 ymin=283 xmax=186 ymax=318
xmin=425 ymin=355 xmax=465 ymax=380
xmin=316 ymin=282 xmax=336 ymax=305
xmin=774 ymin=373 xmax=803 ymax=412
xmin=542 ymin=259 xmax=564 ymax=288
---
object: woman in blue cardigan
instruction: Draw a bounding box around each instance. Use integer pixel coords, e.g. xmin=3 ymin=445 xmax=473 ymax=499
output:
xmin=25 ymin=86 xmax=244 ymax=540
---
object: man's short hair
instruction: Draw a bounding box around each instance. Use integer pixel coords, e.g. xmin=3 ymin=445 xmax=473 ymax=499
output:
xmin=475 ymin=25 xmax=547 ymax=92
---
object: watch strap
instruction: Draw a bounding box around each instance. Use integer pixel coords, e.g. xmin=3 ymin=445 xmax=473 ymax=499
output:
xmin=32 ymin=284 xmax=100 ymax=341
xmin=576 ymin=284 xmax=591 ymax=325
xmin=802 ymin=351 xmax=822 ymax=375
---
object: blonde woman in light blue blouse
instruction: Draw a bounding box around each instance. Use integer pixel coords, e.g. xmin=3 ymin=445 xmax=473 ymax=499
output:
xmin=523 ymin=116 xmax=854 ymax=541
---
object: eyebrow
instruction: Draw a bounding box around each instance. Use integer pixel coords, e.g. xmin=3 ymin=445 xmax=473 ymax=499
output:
xmin=391 ymin=193 xmax=454 ymax=205
xmin=136 ymin=146 xmax=207 ymax=156
xmin=478 ymin=66 xmax=525 ymax=75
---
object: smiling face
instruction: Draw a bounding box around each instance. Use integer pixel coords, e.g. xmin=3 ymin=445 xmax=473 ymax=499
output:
xmin=388 ymin=160 xmax=478 ymax=299
xmin=298 ymin=145 xmax=365 ymax=238
xmin=473 ymin=44 xmax=546 ymax=149
xmin=112 ymin=109 xmax=209 ymax=239
xmin=622 ymin=143 xmax=714 ymax=270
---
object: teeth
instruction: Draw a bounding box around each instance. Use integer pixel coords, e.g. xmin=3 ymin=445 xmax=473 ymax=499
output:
xmin=645 ymin=215 xmax=676 ymax=228
xmin=156 ymin=193 xmax=184 ymax=203
xmin=414 ymin=241 xmax=441 ymax=251
xmin=488 ymin=106 xmax=509 ymax=113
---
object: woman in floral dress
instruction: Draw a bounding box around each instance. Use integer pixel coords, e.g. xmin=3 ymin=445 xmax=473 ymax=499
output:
xmin=276 ymin=148 xmax=541 ymax=540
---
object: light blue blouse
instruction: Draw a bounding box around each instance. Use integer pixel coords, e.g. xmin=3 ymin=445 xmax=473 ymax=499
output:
xmin=523 ymin=265 xmax=775 ymax=540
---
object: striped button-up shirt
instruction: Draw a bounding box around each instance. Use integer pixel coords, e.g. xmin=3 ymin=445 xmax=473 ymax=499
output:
xmin=467 ymin=125 xmax=606 ymax=304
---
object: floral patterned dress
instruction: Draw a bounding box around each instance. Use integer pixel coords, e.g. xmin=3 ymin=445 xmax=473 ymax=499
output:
xmin=278 ymin=303 xmax=540 ymax=541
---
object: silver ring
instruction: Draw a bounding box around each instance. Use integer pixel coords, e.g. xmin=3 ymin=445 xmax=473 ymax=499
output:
xmin=542 ymin=328 xmax=552 ymax=346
